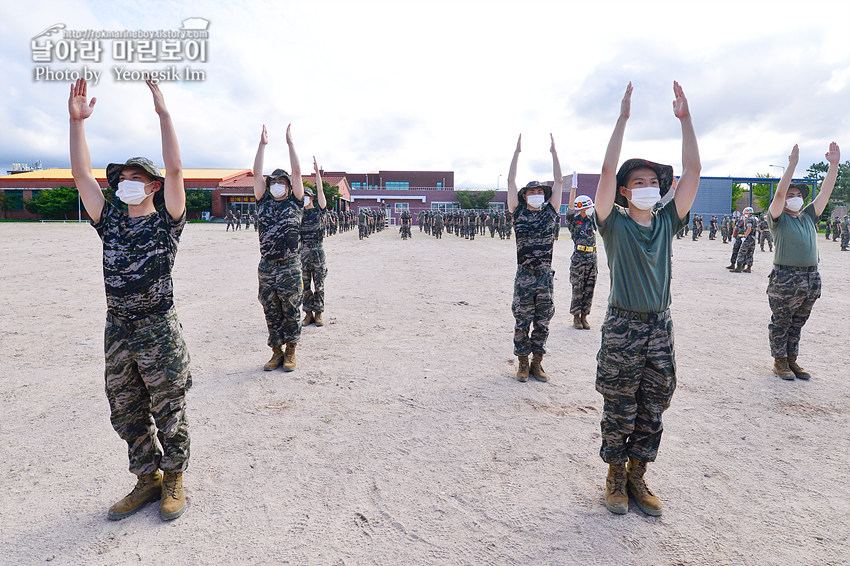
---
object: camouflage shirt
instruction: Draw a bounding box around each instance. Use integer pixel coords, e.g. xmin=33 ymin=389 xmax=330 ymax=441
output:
xmin=92 ymin=201 xmax=185 ymax=319
xmin=300 ymin=206 xmax=325 ymax=248
xmin=566 ymin=211 xmax=597 ymax=249
xmin=257 ymin=190 xmax=303 ymax=261
xmin=513 ymin=202 xmax=558 ymax=271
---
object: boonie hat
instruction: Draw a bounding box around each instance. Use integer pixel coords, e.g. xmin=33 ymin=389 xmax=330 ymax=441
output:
xmin=518 ymin=181 xmax=552 ymax=203
xmin=615 ymin=158 xmax=674 ymax=208
xmin=106 ymin=156 xmax=165 ymax=209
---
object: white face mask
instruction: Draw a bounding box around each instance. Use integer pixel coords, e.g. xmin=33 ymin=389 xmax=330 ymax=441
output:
xmin=582 ymin=206 xmax=595 ymax=216
xmin=627 ymin=187 xmax=661 ymax=210
xmin=116 ymin=180 xmax=153 ymax=206
xmin=304 ymin=196 xmax=311 ymax=206
xmin=269 ymin=183 xmax=288 ymax=198
xmin=526 ymin=194 xmax=546 ymax=209
xmin=785 ymin=197 xmax=804 ymax=212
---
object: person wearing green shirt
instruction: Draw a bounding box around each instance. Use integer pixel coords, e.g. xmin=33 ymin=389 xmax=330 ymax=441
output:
xmin=766 ymin=142 xmax=840 ymax=380
xmin=594 ymin=81 xmax=700 ymax=517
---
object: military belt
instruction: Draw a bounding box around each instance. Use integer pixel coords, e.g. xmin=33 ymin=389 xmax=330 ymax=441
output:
xmin=775 ymin=265 xmax=817 ymax=272
xmin=607 ymin=306 xmax=669 ymax=323
xmin=106 ymin=310 xmax=169 ymax=332
xmin=576 ymin=245 xmax=596 ymax=252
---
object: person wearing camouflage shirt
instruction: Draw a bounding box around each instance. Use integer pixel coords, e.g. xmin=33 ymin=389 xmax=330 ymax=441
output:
xmin=254 ymin=124 xmax=305 ymax=373
xmin=301 ymin=158 xmax=328 ymax=328
xmin=70 ymin=78 xmax=191 ymax=522
xmin=507 ymin=133 xmax=563 ymax=383
xmin=766 ymin=143 xmax=839 ymax=379
xmin=758 ymin=215 xmax=773 ymax=252
xmin=841 ymin=216 xmax=849 ymax=251
xmin=566 ymin=189 xmax=598 ymax=330
xmin=594 ymin=82 xmax=700 ymax=517
xmin=730 ymin=207 xmax=757 ymax=272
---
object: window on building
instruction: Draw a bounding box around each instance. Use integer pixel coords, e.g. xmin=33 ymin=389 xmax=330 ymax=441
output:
xmin=385 ymin=182 xmax=409 ymax=190
xmin=394 ymin=203 xmax=409 ymax=212
xmin=351 ymin=182 xmax=361 ymax=189
xmin=559 ymin=204 xmax=570 ymax=215
xmin=431 ymin=202 xmax=459 ymax=212
xmin=437 ymin=182 xmax=442 ymax=189
xmin=3 ymin=190 xmax=24 ymax=211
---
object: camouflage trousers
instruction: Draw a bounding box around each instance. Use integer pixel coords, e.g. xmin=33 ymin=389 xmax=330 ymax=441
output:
xmin=569 ymin=251 xmax=597 ymax=316
xmin=258 ymin=257 xmax=303 ymax=347
xmin=737 ymin=236 xmax=756 ymax=266
xmin=729 ymin=237 xmax=741 ymax=263
xmin=512 ymin=267 xmax=555 ymax=356
xmin=104 ymin=309 xmax=191 ymax=475
xmin=300 ymin=245 xmax=327 ymax=314
xmin=596 ymin=307 xmax=676 ymax=464
xmin=759 ymin=232 xmax=774 ymax=251
xmin=842 ymin=231 xmax=850 ymax=247
xmin=767 ymin=267 xmax=821 ymax=358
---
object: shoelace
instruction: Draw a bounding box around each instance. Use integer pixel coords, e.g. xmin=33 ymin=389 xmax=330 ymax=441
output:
xmin=163 ymin=476 xmax=181 ymax=498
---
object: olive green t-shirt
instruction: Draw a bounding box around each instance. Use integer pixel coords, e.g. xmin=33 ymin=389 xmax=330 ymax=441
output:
xmin=767 ymin=203 xmax=818 ymax=267
xmin=598 ymin=200 xmax=688 ymax=313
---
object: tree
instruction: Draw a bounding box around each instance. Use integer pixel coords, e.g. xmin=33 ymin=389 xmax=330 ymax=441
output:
xmin=751 ymin=173 xmax=773 ymax=211
xmin=0 ymin=191 xmax=9 ymax=219
xmin=455 ymin=190 xmax=495 ymax=209
xmin=185 ymin=189 xmax=212 ymax=219
xmin=23 ymin=186 xmax=79 ymax=219
xmin=805 ymin=159 xmax=850 ymax=217
xmin=304 ymin=180 xmax=341 ymax=210
xmin=730 ymin=182 xmax=746 ymax=212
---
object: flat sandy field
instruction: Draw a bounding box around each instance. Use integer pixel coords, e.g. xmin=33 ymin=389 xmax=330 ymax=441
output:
xmin=1 ymin=221 xmax=848 ymax=566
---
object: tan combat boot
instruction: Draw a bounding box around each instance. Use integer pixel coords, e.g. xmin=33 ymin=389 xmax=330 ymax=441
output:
xmin=605 ymin=463 xmax=628 ymax=515
xmin=580 ymin=314 xmax=591 ymax=330
xmin=313 ymin=312 xmax=324 ymax=327
xmin=107 ymin=471 xmax=162 ymax=520
xmin=283 ymin=342 xmax=297 ymax=372
xmin=573 ymin=314 xmax=583 ymax=329
xmin=530 ymin=353 xmax=550 ymax=382
xmin=731 ymin=264 xmax=743 ymax=272
xmin=743 ymin=265 xmax=752 ymax=273
xmin=626 ymin=457 xmax=662 ymax=516
xmin=302 ymin=310 xmax=314 ymax=325
xmin=516 ymin=355 xmax=530 ymax=382
xmin=773 ymin=357 xmax=795 ymax=380
xmin=264 ymin=346 xmax=284 ymax=371
xmin=786 ymin=355 xmax=811 ymax=380
xmin=160 ymin=471 xmax=186 ymax=521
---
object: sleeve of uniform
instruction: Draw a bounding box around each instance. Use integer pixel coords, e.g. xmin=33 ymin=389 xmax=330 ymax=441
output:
xmin=162 ymin=207 xmax=187 ymax=249
xmin=90 ymin=200 xmax=113 ymax=239
xmin=596 ymin=207 xmax=620 ymax=238
xmin=802 ymin=202 xmax=817 ymax=222
xmin=661 ymin=198 xmax=689 ymax=233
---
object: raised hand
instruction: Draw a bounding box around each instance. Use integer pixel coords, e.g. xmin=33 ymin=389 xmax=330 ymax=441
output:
xmin=788 ymin=144 xmax=799 ymax=167
xmin=146 ymin=79 xmax=169 ymax=116
xmin=549 ymin=133 xmax=556 ymax=154
xmin=620 ymin=82 xmax=632 ymax=119
xmin=68 ymin=78 xmax=96 ymax=121
xmin=313 ymin=155 xmax=320 ymax=174
xmin=825 ymin=141 xmax=840 ymax=164
xmin=672 ymin=81 xmax=689 ymax=120
xmin=515 ymin=133 xmax=522 ymax=154
xmin=286 ymin=123 xmax=293 ymax=146
xmin=260 ymin=124 xmax=268 ymax=146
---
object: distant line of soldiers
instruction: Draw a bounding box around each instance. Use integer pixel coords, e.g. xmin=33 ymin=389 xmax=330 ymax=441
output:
xmin=823 ymin=216 xmax=850 ymax=250
xmin=225 ymin=209 xmax=257 ymax=232
xmin=357 ymin=208 xmax=386 ymax=240
xmin=416 ymin=209 xmax=515 ymax=240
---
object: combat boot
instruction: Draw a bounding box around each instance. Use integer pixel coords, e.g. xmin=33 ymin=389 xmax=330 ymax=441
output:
xmin=786 ymin=355 xmax=811 ymax=380
xmin=725 ymin=263 xmax=736 ymax=269
xmin=302 ymin=310 xmax=314 ymax=325
xmin=516 ymin=355 xmax=530 ymax=382
xmin=530 ymin=353 xmax=549 ymax=382
xmin=731 ymin=264 xmax=743 ymax=272
xmin=160 ymin=471 xmax=186 ymax=521
xmin=313 ymin=312 xmax=324 ymax=327
xmin=580 ymin=314 xmax=591 ymax=330
xmin=773 ymin=357 xmax=795 ymax=380
xmin=108 ymin=471 xmax=162 ymax=520
xmin=743 ymin=265 xmax=752 ymax=273
xmin=605 ymin=463 xmax=628 ymax=515
xmin=264 ymin=346 xmax=284 ymax=371
xmin=626 ymin=457 xmax=662 ymax=516
xmin=283 ymin=342 xmax=297 ymax=372
xmin=573 ymin=314 xmax=583 ymax=329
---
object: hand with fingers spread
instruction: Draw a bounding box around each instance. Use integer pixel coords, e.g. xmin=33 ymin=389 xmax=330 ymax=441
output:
xmin=146 ymin=79 xmax=169 ymax=116
xmin=69 ymin=78 xmax=97 ymax=121
xmin=825 ymin=141 xmax=840 ymax=165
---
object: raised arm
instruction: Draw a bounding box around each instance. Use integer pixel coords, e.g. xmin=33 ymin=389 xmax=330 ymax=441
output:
xmin=147 ymin=80 xmax=184 ymax=220
xmin=768 ymin=145 xmax=799 ymax=220
xmin=671 ymin=81 xmax=701 ymax=220
xmin=68 ymin=78 xmax=105 ymax=223
xmin=568 ymin=171 xmax=577 ymax=212
xmin=286 ymin=124 xmax=304 ymax=200
xmin=253 ymin=125 xmax=268 ymax=201
xmin=549 ymin=133 xmax=563 ymax=212
xmin=595 ymin=82 xmax=632 ymax=224
xmin=813 ymin=142 xmax=840 ymax=217
xmin=507 ymin=134 xmax=521 ymax=213
xmin=314 ymin=156 xmax=327 ymax=209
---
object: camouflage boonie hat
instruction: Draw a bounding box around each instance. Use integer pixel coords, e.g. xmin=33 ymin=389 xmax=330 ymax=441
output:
xmin=303 ymin=185 xmax=315 ymax=197
xmin=105 ymin=157 xmax=166 ymax=209
xmin=615 ymin=158 xmax=674 ymax=208
xmin=265 ymin=168 xmax=292 ymax=189
xmin=518 ymin=181 xmax=552 ymax=203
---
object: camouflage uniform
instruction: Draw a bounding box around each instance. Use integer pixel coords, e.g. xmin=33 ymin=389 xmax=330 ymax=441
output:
xmin=767 ymin=268 xmax=821 ymax=358
xmin=758 ymin=217 xmax=773 ymax=251
xmin=300 ymin=205 xmax=327 ymax=315
xmin=511 ymin=202 xmax=558 ymax=356
xmin=257 ymin=190 xmax=303 ymax=348
xmin=841 ymin=218 xmax=850 ymax=249
xmin=94 ymin=201 xmax=191 ymax=475
xmin=566 ymin=210 xmax=598 ymax=317
xmin=737 ymin=216 xmax=757 ymax=267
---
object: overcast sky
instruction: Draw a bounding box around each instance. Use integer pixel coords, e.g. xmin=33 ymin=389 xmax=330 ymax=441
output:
xmin=2 ymin=0 xmax=849 ymax=187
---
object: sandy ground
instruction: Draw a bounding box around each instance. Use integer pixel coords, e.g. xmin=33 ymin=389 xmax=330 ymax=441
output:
xmin=1 ymin=220 xmax=849 ymax=566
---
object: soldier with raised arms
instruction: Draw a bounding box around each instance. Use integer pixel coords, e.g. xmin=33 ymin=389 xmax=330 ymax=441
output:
xmin=593 ymin=81 xmax=700 ymax=516
xmin=70 ymin=78 xmax=191 ymax=521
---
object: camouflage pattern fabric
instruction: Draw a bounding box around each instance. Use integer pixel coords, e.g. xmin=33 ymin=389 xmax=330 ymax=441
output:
xmin=301 ymin=245 xmax=327 ymax=313
xmin=512 ymin=267 xmax=555 ymax=356
xmin=729 ymin=236 xmax=742 ymax=264
xmin=105 ymin=309 xmax=191 ymax=475
xmin=258 ymin=257 xmax=303 ymax=347
xmin=92 ymin=201 xmax=185 ymax=319
xmin=257 ymin=191 xmax=303 ymax=261
xmin=759 ymin=230 xmax=774 ymax=251
xmin=569 ymin=252 xmax=597 ymax=316
xmin=767 ymin=268 xmax=821 ymax=358
xmin=596 ymin=307 xmax=676 ymax=464
xmin=738 ymin=235 xmax=756 ymax=266
xmin=300 ymin=206 xmax=325 ymax=247
xmin=566 ymin=211 xmax=596 ymax=249
xmin=513 ymin=202 xmax=558 ymax=272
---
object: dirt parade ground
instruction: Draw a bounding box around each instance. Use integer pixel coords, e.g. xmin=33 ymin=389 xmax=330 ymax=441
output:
xmin=1 ymin=221 xmax=848 ymax=566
